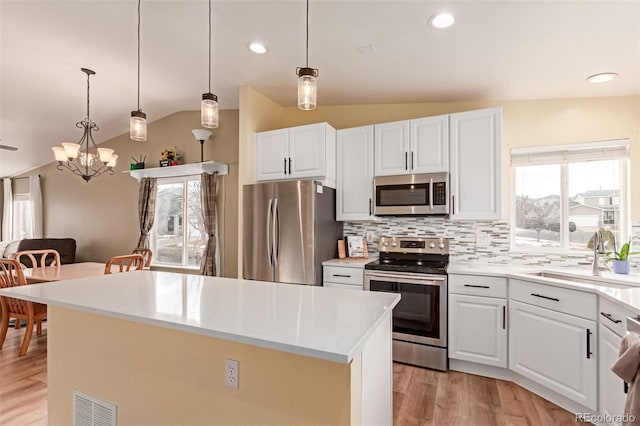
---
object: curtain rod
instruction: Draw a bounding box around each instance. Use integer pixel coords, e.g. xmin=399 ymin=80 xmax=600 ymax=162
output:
xmin=0 ymin=174 xmax=41 ymax=181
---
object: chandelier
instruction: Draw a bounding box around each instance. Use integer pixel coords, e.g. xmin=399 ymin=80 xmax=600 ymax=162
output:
xmin=296 ymin=0 xmax=318 ymax=110
xmin=51 ymin=68 xmax=117 ymax=182
xmin=200 ymin=0 xmax=219 ymax=128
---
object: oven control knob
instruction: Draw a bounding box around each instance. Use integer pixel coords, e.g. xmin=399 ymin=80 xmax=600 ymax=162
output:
xmin=429 ymin=243 xmax=436 ymax=248
xmin=438 ymin=243 xmax=445 ymax=249
xmin=383 ymin=242 xmax=389 ymax=247
xmin=392 ymin=242 xmax=397 ymax=247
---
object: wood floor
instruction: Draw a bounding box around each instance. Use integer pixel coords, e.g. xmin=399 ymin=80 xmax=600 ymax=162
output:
xmin=0 ymin=324 xmax=579 ymax=426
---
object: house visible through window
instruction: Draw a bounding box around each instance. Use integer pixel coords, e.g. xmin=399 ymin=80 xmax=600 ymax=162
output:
xmin=151 ymin=177 xmax=205 ymax=268
xmin=511 ymin=140 xmax=629 ymax=252
xmin=13 ymin=193 xmax=33 ymax=239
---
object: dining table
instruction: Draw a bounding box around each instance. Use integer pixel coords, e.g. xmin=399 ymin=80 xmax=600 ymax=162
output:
xmin=23 ymin=262 xmax=106 ymax=284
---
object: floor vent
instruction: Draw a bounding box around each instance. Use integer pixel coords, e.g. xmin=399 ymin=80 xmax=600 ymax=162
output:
xmin=73 ymin=390 xmax=117 ymax=426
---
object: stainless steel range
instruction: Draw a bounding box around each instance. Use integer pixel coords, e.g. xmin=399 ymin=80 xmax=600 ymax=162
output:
xmin=364 ymin=236 xmax=449 ymax=371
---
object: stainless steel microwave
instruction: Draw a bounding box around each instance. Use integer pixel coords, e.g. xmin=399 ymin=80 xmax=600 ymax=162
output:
xmin=373 ymin=173 xmax=449 ymax=215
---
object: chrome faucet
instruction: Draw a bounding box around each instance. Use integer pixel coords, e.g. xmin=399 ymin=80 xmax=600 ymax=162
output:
xmin=592 ymin=229 xmax=607 ymax=276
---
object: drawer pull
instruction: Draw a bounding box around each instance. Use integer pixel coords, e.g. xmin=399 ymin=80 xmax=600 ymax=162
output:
xmin=600 ymin=312 xmax=622 ymax=324
xmin=464 ymin=284 xmax=490 ymax=289
xmin=586 ymin=328 xmax=592 ymax=359
xmin=502 ymin=305 xmax=506 ymax=330
xmin=531 ymin=293 xmax=559 ymax=302
xmin=333 ymin=274 xmax=351 ymax=278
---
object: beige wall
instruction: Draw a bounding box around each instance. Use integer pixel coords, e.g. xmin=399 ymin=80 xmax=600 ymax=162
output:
xmin=48 ymin=306 xmax=356 ymax=426
xmin=239 ymin=92 xmax=640 ymax=221
xmin=16 ymin=110 xmax=239 ymax=277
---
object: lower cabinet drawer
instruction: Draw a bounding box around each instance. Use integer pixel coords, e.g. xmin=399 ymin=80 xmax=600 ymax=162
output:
xmin=449 ymin=274 xmax=507 ymax=298
xmin=323 ymin=266 xmax=363 ymax=286
xmin=509 ymin=279 xmax=597 ymax=320
xmin=599 ymin=297 xmax=638 ymax=338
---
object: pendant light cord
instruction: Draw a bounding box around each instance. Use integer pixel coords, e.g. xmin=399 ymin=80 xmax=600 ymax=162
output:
xmin=86 ymin=72 xmax=91 ymax=120
xmin=305 ymin=0 xmax=309 ymax=67
xmin=137 ymin=0 xmax=141 ymax=111
xmin=208 ymin=0 xmax=212 ymax=93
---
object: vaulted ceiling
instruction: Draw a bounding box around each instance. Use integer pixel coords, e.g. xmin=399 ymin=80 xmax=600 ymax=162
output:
xmin=1 ymin=0 xmax=638 ymax=177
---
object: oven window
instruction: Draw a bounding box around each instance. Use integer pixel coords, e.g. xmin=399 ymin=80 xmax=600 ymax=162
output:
xmin=369 ymin=280 xmax=440 ymax=340
xmin=376 ymin=184 xmax=428 ymax=207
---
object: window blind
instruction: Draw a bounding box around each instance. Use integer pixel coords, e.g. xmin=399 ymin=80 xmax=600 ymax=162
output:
xmin=511 ymin=139 xmax=629 ymax=166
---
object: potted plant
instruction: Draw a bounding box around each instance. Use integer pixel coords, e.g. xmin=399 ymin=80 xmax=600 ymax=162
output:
xmin=606 ymin=236 xmax=639 ymax=274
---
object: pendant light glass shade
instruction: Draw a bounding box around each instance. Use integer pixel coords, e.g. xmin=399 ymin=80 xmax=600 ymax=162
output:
xmin=201 ymin=93 xmax=219 ymax=128
xmin=130 ymin=110 xmax=147 ymax=141
xmin=297 ymin=68 xmax=317 ymax=110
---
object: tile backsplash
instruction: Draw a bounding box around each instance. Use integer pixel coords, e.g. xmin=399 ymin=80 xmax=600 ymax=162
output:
xmin=344 ymin=217 xmax=623 ymax=268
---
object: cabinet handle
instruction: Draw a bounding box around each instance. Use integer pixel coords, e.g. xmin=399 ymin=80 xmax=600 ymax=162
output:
xmin=586 ymin=328 xmax=592 ymax=359
xmin=625 ymin=382 xmax=629 ymax=394
xmin=288 ymin=157 xmax=292 ymax=175
xmin=464 ymin=284 xmax=490 ymax=289
xmin=530 ymin=293 xmax=560 ymax=302
xmin=411 ymin=151 xmax=414 ymax=170
xmin=333 ymin=274 xmax=351 ymax=278
xmin=284 ymin=158 xmax=287 ymax=175
xmin=405 ymin=152 xmax=408 ymax=170
xmin=600 ymin=312 xmax=622 ymax=324
xmin=369 ymin=198 xmax=372 ymax=216
xmin=502 ymin=305 xmax=506 ymax=330
xmin=452 ymin=195 xmax=455 ymax=215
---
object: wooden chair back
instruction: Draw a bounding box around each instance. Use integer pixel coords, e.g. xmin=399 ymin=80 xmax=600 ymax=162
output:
xmin=0 ymin=259 xmax=30 ymax=318
xmin=131 ymin=248 xmax=153 ymax=268
xmin=15 ymin=249 xmax=61 ymax=270
xmin=104 ymin=254 xmax=145 ymax=274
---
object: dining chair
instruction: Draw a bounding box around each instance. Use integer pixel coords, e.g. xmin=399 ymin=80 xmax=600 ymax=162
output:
xmin=0 ymin=258 xmax=48 ymax=356
xmin=104 ymin=254 xmax=145 ymax=274
xmin=131 ymin=248 xmax=153 ymax=269
xmin=15 ymin=249 xmax=61 ymax=269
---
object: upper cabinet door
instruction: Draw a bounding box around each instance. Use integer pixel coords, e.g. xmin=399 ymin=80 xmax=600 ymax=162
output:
xmin=410 ymin=115 xmax=449 ymax=174
xmin=255 ymin=128 xmax=289 ymax=181
xmin=337 ymin=126 xmax=375 ymax=221
xmin=374 ymin=121 xmax=410 ymax=176
xmin=449 ymin=107 xmax=502 ymax=220
xmin=289 ymin=123 xmax=329 ymax=180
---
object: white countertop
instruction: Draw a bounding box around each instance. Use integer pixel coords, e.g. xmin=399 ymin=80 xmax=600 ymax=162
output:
xmin=449 ymin=262 xmax=640 ymax=313
xmin=0 ymin=271 xmax=400 ymax=364
xmin=322 ymin=257 xmax=377 ymax=268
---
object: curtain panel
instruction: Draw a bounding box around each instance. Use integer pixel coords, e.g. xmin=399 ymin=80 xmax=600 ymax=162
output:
xmin=137 ymin=177 xmax=157 ymax=249
xmin=2 ymin=179 xmax=13 ymax=241
xmin=29 ymin=176 xmax=43 ymax=238
xmin=200 ymin=172 xmax=218 ymax=276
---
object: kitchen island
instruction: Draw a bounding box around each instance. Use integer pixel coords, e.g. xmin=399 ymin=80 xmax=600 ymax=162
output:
xmin=0 ymin=271 xmax=399 ymax=426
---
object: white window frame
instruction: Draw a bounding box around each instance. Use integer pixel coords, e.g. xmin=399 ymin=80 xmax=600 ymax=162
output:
xmin=150 ymin=176 xmax=203 ymax=270
xmin=13 ymin=193 xmax=33 ymax=240
xmin=510 ymin=140 xmax=630 ymax=253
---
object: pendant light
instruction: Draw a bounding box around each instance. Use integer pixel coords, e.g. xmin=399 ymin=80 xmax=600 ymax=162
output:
xmin=130 ymin=0 xmax=147 ymax=141
xmin=296 ymin=0 xmax=318 ymax=110
xmin=201 ymin=0 xmax=219 ymax=128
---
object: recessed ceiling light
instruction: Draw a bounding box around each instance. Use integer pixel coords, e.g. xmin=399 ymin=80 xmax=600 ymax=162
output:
xmin=430 ymin=13 xmax=455 ymax=29
xmin=248 ymin=42 xmax=267 ymax=54
xmin=586 ymin=72 xmax=618 ymax=83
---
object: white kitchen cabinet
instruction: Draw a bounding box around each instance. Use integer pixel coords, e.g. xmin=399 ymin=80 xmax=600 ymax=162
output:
xmin=599 ymin=324 xmax=626 ymax=426
xmin=374 ymin=116 xmax=449 ymax=177
xmin=509 ymin=299 xmax=597 ymax=410
xmin=323 ymin=265 xmax=364 ymax=290
xmin=337 ymin=126 xmax=375 ymax=221
xmin=255 ymin=122 xmax=336 ymax=187
xmin=449 ymin=293 xmax=507 ymax=368
xmin=449 ymin=107 xmax=502 ymax=220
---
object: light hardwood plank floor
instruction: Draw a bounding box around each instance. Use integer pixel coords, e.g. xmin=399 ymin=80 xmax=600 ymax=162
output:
xmin=0 ymin=324 xmax=582 ymax=426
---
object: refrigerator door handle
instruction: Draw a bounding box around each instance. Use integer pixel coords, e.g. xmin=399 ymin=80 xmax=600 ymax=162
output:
xmin=266 ymin=198 xmax=273 ymax=266
xmin=273 ymin=198 xmax=280 ymax=267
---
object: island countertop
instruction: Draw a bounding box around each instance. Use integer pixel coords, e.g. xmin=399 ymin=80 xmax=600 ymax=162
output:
xmin=0 ymin=271 xmax=399 ymax=364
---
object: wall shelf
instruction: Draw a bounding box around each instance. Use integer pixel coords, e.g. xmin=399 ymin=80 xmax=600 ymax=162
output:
xmin=128 ymin=161 xmax=228 ymax=181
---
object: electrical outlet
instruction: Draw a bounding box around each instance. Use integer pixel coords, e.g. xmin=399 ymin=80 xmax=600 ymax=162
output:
xmin=366 ymin=231 xmax=376 ymax=241
xmin=476 ymin=232 xmax=490 ymax=247
xmin=225 ymin=359 xmax=239 ymax=389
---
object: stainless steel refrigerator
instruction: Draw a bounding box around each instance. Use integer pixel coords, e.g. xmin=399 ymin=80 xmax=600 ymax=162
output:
xmin=243 ymin=180 xmax=343 ymax=285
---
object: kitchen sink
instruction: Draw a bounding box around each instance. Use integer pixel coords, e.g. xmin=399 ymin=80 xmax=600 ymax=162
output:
xmin=522 ymin=271 xmax=637 ymax=288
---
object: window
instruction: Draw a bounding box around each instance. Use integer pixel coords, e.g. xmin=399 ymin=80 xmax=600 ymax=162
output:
xmin=13 ymin=193 xmax=33 ymax=239
xmin=511 ymin=140 xmax=629 ymax=252
xmin=151 ymin=177 xmax=205 ymax=268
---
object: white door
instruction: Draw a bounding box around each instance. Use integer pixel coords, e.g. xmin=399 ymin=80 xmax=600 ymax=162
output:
xmin=449 ymin=294 xmax=507 ymax=368
xmin=599 ymin=324 xmax=626 ymax=426
xmin=337 ymin=126 xmax=375 ymax=221
xmin=509 ymin=300 xmax=597 ymax=410
xmin=255 ymin=128 xmax=289 ymax=181
xmin=289 ymin=123 xmax=327 ymax=179
xmin=410 ymin=115 xmax=449 ymax=174
xmin=374 ymin=121 xmax=410 ymax=176
xmin=449 ymin=107 xmax=502 ymax=219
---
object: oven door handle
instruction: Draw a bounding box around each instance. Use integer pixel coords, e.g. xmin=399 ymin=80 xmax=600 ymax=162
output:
xmin=365 ymin=271 xmax=446 ymax=286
